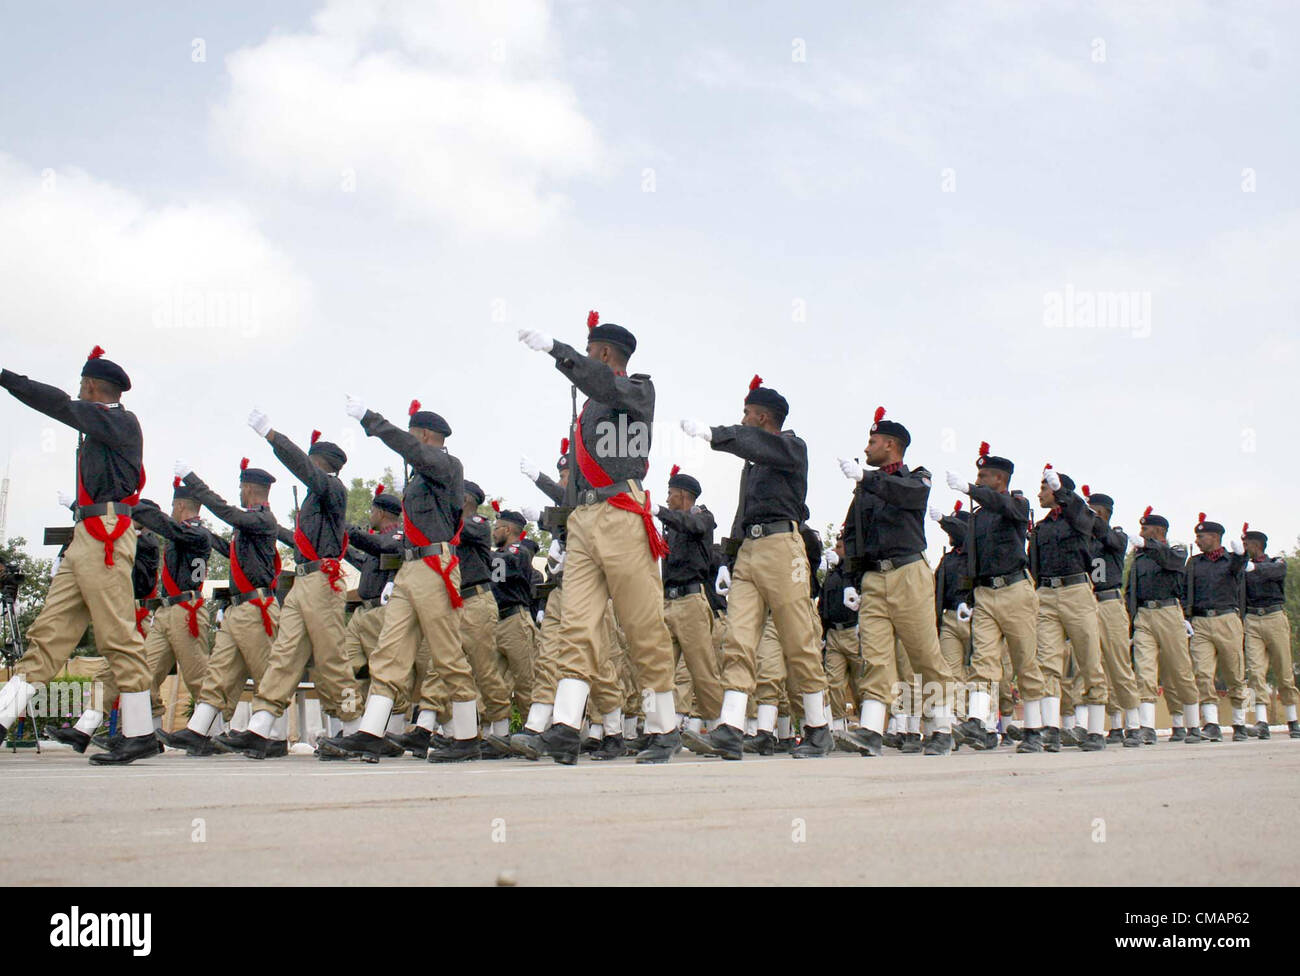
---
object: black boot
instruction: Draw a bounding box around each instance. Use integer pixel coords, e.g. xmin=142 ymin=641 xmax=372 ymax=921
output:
xmin=513 ymin=723 xmax=580 ymax=765
xmin=1123 ymin=728 xmax=1142 ymax=748
xmin=266 ymin=739 xmax=288 ymax=758
xmin=792 ymin=724 xmax=832 ymax=758
xmin=386 ymin=726 xmax=432 ymax=758
xmin=1106 ymin=728 xmax=1125 ymax=745
xmin=580 ymin=733 xmax=603 ymax=754
xmin=590 ymin=734 xmax=627 ymax=761
xmin=1256 ymin=720 xmax=1271 ymax=740
xmin=478 ymin=737 xmax=510 ymax=760
xmin=1183 ymin=725 xmax=1202 ymax=743
xmin=1140 ymin=725 xmax=1156 ymax=745
xmin=317 ymin=730 xmax=388 ymax=762
xmin=485 ymin=732 xmax=515 ymax=754
xmin=508 ymin=728 xmax=542 ymax=759
xmin=1016 ymin=728 xmax=1044 ymax=753
xmin=635 ymin=730 xmax=680 ymax=764
xmin=774 ymin=736 xmax=796 ymax=754
xmin=1169 ymin=726 xmax=1187 ymax=742
xmin=1078 ymin=732 xmax=1106 ymax=752
xmin=1042 ymin=727 xmax=1062 ymax=753
xmin=923 ymin=731 xmax=953 ymax=756
xmin=88 ymin=732 xmax=161 ymax=765
xmin=1202 ymin=722 xmax=1222 ymax=742
xmin=1290 ymin=720 xmax=1300 ymax=739
xmin=168 ymin=727 xmax=215 ymax=757
xmin=743 ymin=729 xmax=776 ymax=756
xmin=833 ymin=726 xmax=881 ymax=757
xmin=1243 ymin=721 xmax=1260 ymax=738
xmin=899 ymin=732 xmax=923 ymax=754
xmin=219 ymin=728 xmax=270 ymax=759
xmin=50 ymin=726 xmax=92 ymax=753
xmin=1003 ymin=723 xmax=1024 ymax=741
xmin=881 ymin=729 xmax=902 ymax=750
xmin=428 ymin=736 xmax=481 ymax=763
xmin=681 ymin=723 xmax=744 ymax=760
xmin=1231 ymin=724 xmax=1250 ymax=742
xmin=954 ymin=717 xmax=994 ymax=751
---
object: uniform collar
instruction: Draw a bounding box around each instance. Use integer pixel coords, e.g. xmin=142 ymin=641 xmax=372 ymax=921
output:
xmin=1205 ymin=547 xmax=1225 ymax=561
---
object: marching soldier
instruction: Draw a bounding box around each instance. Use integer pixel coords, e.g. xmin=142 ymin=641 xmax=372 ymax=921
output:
xmin=656 ymin=466 xmax=725 ymax=728
xmin=679 ymin=375 xmax=832 ymax=759
xmin=489 ymin=501 xmax=540 ymax=718
xmin=0 ymin=347 xmax=156 ymax=764
xmin=1127 ymin=507 xmax=1199 ymax=744
xmin=930 ymin=501 xmax=974 ymax=724
xmin=224 ymin=414 xmax=363 ymax=757
xmin=1029 ymin=466 xmax=1108 ymax=751
xmin=1082 ymin=488 xmax=1142 ymax=747
xmin=819 ymin=538 xmax=860 ymax=736
xmin=834 ymin=407 xmax=956 ymax=757
xmin=319 ymin=397 xmax=475 ymax=761
xmin=1185 ymin=514 xmax=1247 ymax=742
xmin=1241 ymin=524 xmax=1300 ymax=738
xmin=516 ymin=313 xmax=680 ymax=764
xmin=946 ymin=442 xmax=1048 ymax=753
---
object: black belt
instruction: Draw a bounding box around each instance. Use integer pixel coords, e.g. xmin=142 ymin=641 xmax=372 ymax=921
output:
xmin=75 ymin=501 xmax=134 ymax=521
xmin=1038 ymin=572 xmax=1090 ymax=590
xmin=576 ymin=480 xmax=641 ymax=507
xmin=1192 ymin=607 xmax=1238 ymax=618
xmin=861 ymin=552 xmax=923 ymax=573
xmin=1138 ymin=598 xmax=1181 ymax=610
xmin=499 ymin=603 xmax=526 ymax=620
xmin=160 ymin=590 xmax=202 ymax=607
xmin=664 ymin=583 xmax=705 ymax=600
xmin=744 ymin=520 xmax=796 ymax=540
xmin=460 ymin=581 xmax=491 ymax=599
xmin=230 ymin=587 xmax=275 ymax=607
xmin=828 ymin=620 xmax=856 ymax=631
xmin=1095 ymin=589 xmax=1123 ymax=602
xmin=1246 ymin=604 xmax=1284 ymax=617
xmin=403 ymin=541 xmax=452 ymax=561
xmin=976 ymin=569 xmax=1027 ymax=589
xmin=135 ymin=597 xmax=159 ymax=611
xmin=358 ymin=597 xmax=385 ymax=610
xmin=295 ymin=560 xmax=330 ymax=576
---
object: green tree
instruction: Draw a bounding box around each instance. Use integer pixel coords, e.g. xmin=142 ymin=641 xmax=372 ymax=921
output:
xmin=0 ymin=536 xmax=53 ymax=640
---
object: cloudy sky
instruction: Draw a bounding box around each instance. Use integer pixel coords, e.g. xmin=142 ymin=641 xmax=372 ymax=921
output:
xmin=1 ymin=0 xmax=1296 ymax=563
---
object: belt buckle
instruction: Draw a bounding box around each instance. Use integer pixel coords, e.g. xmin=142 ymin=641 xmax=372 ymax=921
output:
xmin=749 ymin=524 xmax=762 ymax=539
xmin=992 ymin=576 xmax=1005 ymax=589
xmin=582 ymin=490 xmax=597 ymax=505
xmin=1206 ymin=609 xmax=1218 ymax=617
xmin=1050 ymin=577 xmax=1062 ymax=588
xmin=667 ymin=587 xmax=679 ymax=599
xmin=880 ymin=559 xmax=894 ymax=571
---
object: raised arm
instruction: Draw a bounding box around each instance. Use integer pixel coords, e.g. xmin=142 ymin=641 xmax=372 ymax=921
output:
xmin=860 ymin=467 xmax=931 ymax=511
xmin=533 ymin=472 xmax=565 ymax=505
xmin=968 ymin=484 xmax=1029 ymax=523
xmin=549 ymin=341 xmax=655 ymax=418
xmin=0 ymin=371 xmax=138 ymax=446
xmin=269 ymin=431 xmax=330 ymax=497
xmin=1145 ymin=539 xmax=1188 ymax=572
xmin=132 ymin=505 xmax=210 ymax=548
xmin=1252 ymin=556 xmax=1287 ymax=581
xmin=709 ymin=426 xmax=806 ymax=471
xmin=656 ymin=506 xmax=716 ymax=536
xmin=347 ymin=527 xmax=404 ymax=556
xmin=359 ymin=410 xmax=462 ymax=485
xmin=1055 ymin=487 xmax=1094 ymax=536
xmin=183 ymin=472 xmax=275 ymax=533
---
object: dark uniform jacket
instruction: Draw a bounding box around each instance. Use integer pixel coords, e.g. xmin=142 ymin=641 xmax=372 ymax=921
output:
xmin=711 ymin=426 xmax=808 ymax=536
xmin=1088 ymin=520 xmax=1127 ymax=594
xmin=183 ymin=473 xmax=279 ymax=591
xmin=658 ymin=505 xmax=716 ymax=591
xmin=841 ymin=463 xmax=932 ymax=569
xmin=1186 ymin=549 xmax=1246 ymax=615
xmin=492 ymin=538 xmax=538 ymax=613
xmin=270 ymin=431 xmax=347 ymax=560
xmin=457 ymin=513 xmax=493 ymax=590
xmin=344 ymin=524 xmax=404 ymax=601
xmin=133 ymin=530 xmax=160 ymax=600
xmin=966 ymin=485 xmax=1030 ymax=580
xmin=133 ymin=509 xmax=210 ymax=595
xmin=818 ymin=564 xmax=858 ymax=630
xmin=1028 ymin=486 xmax=1094 ymax=583
xmin=549 ymin=342 xmax=653 ymax=490
xmin=1126 ymin=538 xmax=1187 ymax=618
xmin=1244 ymin=556 xmax=1286 ymax=609
xmin=360 ymin=411 xmax=462 ymax=546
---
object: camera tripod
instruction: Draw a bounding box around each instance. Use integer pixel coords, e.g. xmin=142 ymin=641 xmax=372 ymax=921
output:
xmin=1 ymin=593 xmax=41 ymax=754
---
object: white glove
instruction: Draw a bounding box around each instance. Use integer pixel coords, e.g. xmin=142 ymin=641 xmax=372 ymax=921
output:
xmin=548 ymin=538 xmax=566 ymax=574
xmin=824 ymin=549 xmax=840 ymax=569
xmin=680 ymin=418 xmax=712 ymax=442
xmin=1043 ymin=468 xmax=1061 ymax=492
xmin=520 ymin=505 xmax=541 ymax=524
xmin=380 ymin=581 xmax=395 ymax=606
xmin=946 ymin=471 xmax=968 ymax=493
xmin=536 ymin=610 xmax=545 ymax=626
xmin=1184 ymin=619 xmax=1195 ymax=638
xmin=1245 ymin=560 xmax=1256 ymax=573
xmin=50 ymin=555 xmax=61 ymax=578
xmin=843 ymin=586 xmax=861 ymax=611
xmin=956 ymin=601 xmax=973 ymax=623
xmin=715 ymin=564 xmax=731 ymax=595
xmin=56 ymin=489 xmax=75 ymax=509
xmin=517 ymin=329 xmax=554 ymax=353
xmin=520 ymin=456 xmax=540 ymax=482
xmin=174 ymin=459 xmax=193 ymax=480
xmin=248 ymin=408 xmax=272 ymax=438
xmin=1130 ymin=534 xmax=1146 ymax=549
xmin=928 ymin=505 xmax=943 ymax=523
xmin=345 ymin=393 xmax=367 ymax=420
xmin=837 ymin=457 xmax=864 ymax=482
xmin=1228 ymin=537 xmax=1244 ymax=556
xmin=215 ymin=607 xmax=224 ymax=626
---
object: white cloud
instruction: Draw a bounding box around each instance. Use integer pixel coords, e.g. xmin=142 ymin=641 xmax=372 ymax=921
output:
xmin=212 ymin=0 xmax=603 ymax=236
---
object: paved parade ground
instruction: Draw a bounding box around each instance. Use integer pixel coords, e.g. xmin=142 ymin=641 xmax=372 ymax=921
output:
xmin=3 ymin=737 xmax=1298 ymax=887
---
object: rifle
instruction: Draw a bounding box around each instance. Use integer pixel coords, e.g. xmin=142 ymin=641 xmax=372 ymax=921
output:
xmin=542 ymin=381 xmax=578 ymax=534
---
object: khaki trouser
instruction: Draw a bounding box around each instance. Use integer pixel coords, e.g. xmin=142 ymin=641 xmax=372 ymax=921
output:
xmin=754 ymin=614 xmax=791 ymax=711
xmin=856 ymin=559 xmax=955 ymax=713
xmin=1245 ymin=610 xmax=1299 ymax=706
xmin=712 ymin=610 xmax=727 ymax=673
xmin=970 ymin=578 xmax=1044 ymax=701
xmin=368 ymin=555 xmax=474 ymax=710
xmin=1132 ymin=604 xmax=1196 ymax=706
xmin=17 ymin=518 xmax=150 ymax=699
xmin=1096 ymin=596 xmax=1139 ymax=711
xmin=200 ymin=600 xmax=279 ymax=719
xmin=608 ymin=602 xmax=643 ymax=716
xmin=462 ymin=590 xmax=512 ymax=722
xmin=721 ymin=531 xmax=826 ymax=699
xmin=146 ymin=601 xmax=211 ymax=719
xmin=552 ymin=500 xmax=675 ymax=696
xmin=93 ymin=608 xmax=152 ymax=713
xmin=534 ymin=585 xmax=624 ymax=714
xmin=495 ymin=608 xmax=539 ymax=715
xmin=673 ymin=652 xmax=695 ymax=717
xmin=664 ymin=590 xmax=724 ymax=719
xmin=1190 ymin=613 xmax=1246 ymax=708
xmin=824 ymin=625 xmax=858 ymax=720
xmin=344 ymin=603 xmax=384 ymax=691
xmin=1036 ymin=582 xmax=1107 ymax=706
xmin=937 ymin=610 xmax=969 ymax=717
xmin=253 ymin=570 xmax=361 ymax=720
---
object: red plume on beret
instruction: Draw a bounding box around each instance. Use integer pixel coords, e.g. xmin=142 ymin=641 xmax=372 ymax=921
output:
xmin=560 ymin=437 xmax=569 ymax=455
xmin=519 ymin=528 xmax=527 ymax=540
xmin=310 ymin=430 xmax=321 ymax=445
xmin=873 ymin=406 xmax=885 ymax=423
xmin=1242 ymin=522 xmax=1249 ymax=535
xmin=374 ymin=484 xmax=384 ymax=496
xmin=87 ymin=345 xmax=105 ymax=360
xmin=953 ymin=500 xmax=962 ymax=512
xmin=1142 ymin=505 xmax=1153 ymax=518
xmin=491 ymin=499 xmax=501 ymax=513
xmin=749 ymin=374 xmax=763 ymax=391
xmin=1043 ymin=462 xmax=1052 ymax=470
xmin=978 ymin=441 xmax=990 ymax=458
xmin=409 ymin=399 xmax=421 ymax=416
xmin=587 ymin=310 xmax=599 ymax=329
xmin=670 ymin=464 xmax=680 ymax=477
xmin=1081 ymin=484 xmax=1090 ymax=498
xmin=240 ymin=457 xmax=249 ymax=471
xmin=173 ymin=476 xmax=181 ymax=488
xmin=1197 ymin=512 xmax=1206 ymax=524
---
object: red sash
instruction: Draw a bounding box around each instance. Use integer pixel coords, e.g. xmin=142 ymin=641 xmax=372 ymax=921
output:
xmin=135 ymin=581 xmax=156 ymax=637
xmin=402 ymin=505 xmax=464 ymax=609
xmin=229 ymin=530 xmax=282 ymax=636
xmin=76 ymin=460 xmax=145 ymax=567
xmin=293 ymin=514 xmax=348 ymax=592
xmin=160 ymin=554 xmax=205 ymax=639
xmin=572 ymin=403 xmax=669 ymax=560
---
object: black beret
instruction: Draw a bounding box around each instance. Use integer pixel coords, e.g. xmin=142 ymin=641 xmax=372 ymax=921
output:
xmin=868 ymin=407 xmax=910 ymax=448
xmin=307 ymin=431 xmax=347 ymax=470
xmin=1139 ymin=507 xmax=1168 ymax=529
xmin=1085 ymin=492 xmax=1114 ymax=512
xmin=975 ymin=442 xmax=1013 ymax=475
xmin=407 ymin=400 xmax=451 ymax=436
xmin=667 ymin=466 xmax=702 ymax=498
xmin=557 ymin=438 xmax=570 ymax=471
xmin=238 ymin=458 xmax=276 ymax=486
xmin=1043 ymin=469 xmax=1074 ymax=492
xmin=171 ymin=477 xmax=196 ymax=501
xmin=464 ymin=480 xmax=485 ymax=506
xmin=1243 ymin=527 xmax=1267 ymax=546
xmin=81 ymin=345 xmax=131 ymax=391
xmin=587 ymin=322 xmax=637 ymax=357
xmin=495 ymin=507 xmax=526 ymax=527
xmin=1194 ymin=515 xmax=1225 ymax=536
xmin=743 ymin=376 xmax=789 ymax=419
xmin=370 ymin=484 xmax=402 ymax=515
